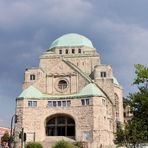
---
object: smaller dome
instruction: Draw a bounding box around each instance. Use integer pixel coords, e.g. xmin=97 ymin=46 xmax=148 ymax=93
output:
xmin=49 ymin=33 xmax=94 ymax=49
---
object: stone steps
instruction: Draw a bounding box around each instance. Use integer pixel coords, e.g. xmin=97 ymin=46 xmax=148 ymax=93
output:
xmin=42 ymin=136 xmax=75 ymax=148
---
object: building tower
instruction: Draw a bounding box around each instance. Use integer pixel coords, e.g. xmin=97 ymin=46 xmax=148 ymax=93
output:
xmin=15 ymin=33 xmax=123 ymax=148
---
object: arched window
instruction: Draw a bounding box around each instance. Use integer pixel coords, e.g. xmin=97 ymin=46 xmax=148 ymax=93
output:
xmin=115 ymin=94 xmax=119 ymax=118
xmin=46 ymin=115 xmax=75 ymax=138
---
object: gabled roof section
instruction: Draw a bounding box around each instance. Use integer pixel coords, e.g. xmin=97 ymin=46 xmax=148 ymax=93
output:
xmin=17 ymin=83 xmax=106 ymax=99
xmin=79 ymin=83 xmax=106 ymax=97
xmin=18 ymin=86 xmax=42 ymax=98
xmin=63 ymin=60 xmax=92 ymax=83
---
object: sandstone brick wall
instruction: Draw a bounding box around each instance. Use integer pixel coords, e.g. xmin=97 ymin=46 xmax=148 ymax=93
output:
xmin=15 ymin=96 xmax=116 ymax=147
xmin=15 ymin=45 xmax=123 ymax=148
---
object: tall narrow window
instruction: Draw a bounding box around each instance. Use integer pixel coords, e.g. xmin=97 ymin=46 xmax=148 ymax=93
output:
xmin=72 ymin=49 xmax=75 ymax=54
xmin=58 ymin=101 xmax=61 ymax=107
xmin=101 ymin=72 xmax=106 ymax=78
xmin=53 ymin=101 xmax=56 ymax=107
xmin=62 ymin=101 xmax=66 ymax=107
xmin=67 ymin=100 xmax=71 ymax=107
xmin=30 ymin=74 xmax=35 ymax=80
xmin=81 ymin=99 xmax=90 ymax=106
xmin=86 ymin=99 xmax=89 ymax=105
xmin=48 ymin=101 xmax=52 ymax=107
xmin=78 ymin=49 xmax=81 ymax=53
xmin=59 ymin=50 xmax=62 ymax=54
xmin=33 ymin=101 xmax=37 ymax=107
xmin=65 ymin=49 xmax=68 ymax=54
xmin=81 ymin=99 xmax=85 ymax=105
xmin=28 ymin=101 xmax=32 ymax=106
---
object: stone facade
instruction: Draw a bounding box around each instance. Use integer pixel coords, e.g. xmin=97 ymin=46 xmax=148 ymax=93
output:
xmin=15 ymin=33 xmax=123 ymax=148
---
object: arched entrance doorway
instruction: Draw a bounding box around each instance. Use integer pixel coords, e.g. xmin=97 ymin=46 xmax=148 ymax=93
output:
xmin=46 ymin=114 xmax=75 ymax=139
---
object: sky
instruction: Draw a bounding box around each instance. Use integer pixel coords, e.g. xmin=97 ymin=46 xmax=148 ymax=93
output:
xmin=0 ymin=0 xmax=148 ymax=127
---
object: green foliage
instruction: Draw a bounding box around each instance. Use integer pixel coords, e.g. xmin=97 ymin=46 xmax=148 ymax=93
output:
xmin=134 ymin=64 xmax=148 ymax=86
xmin=128 ymin=92 xmax=148 ymax=143
xmin=25 ymin=142 xmax=43 ymax=148
xmin=9 ymin=135 xmax=15 ymax=142
xmin=115 ymin=126 xmax=125 ymax=146
xmin=115 ymin=64 xmax=148 ymax=147
xmin=52 ymin=140 xmax=75 ymax=148
xmin=1 ymin=132 xmax=10 ymax=142
xmin=123 ymin=98 xmax=130 ymax=108
xmin=73 ymin=141 xmax=84 ymax=148
xmin=129 ymin=64 xmax=148 ymax=144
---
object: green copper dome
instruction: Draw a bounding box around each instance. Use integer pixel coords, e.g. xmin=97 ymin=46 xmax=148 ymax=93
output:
xmin=49 ymin=33 xmax=94 ymax=49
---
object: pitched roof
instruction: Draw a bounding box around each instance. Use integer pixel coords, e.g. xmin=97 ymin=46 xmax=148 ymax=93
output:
xmin=18 ymin=86 xmax=42 ymax=98
xmin=79 ymin=83 xmax=106 ymax=97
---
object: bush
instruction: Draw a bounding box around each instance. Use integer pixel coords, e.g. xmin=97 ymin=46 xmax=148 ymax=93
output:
xmin=1 ymin=132 xmax=10 ymax=142
xmin=25 ymin=142 xmax=43 ymax=148
xmin=52 ymin=140 xmax=75 ymax=148
xmin=73 ymin=141 xmax=84 ymax=148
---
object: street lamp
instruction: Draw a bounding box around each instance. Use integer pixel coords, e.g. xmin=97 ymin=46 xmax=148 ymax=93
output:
xmin=10 ymin=114 xmax=17 ymax=148
xmin=10 ymin=114 xmax=17 ymax=136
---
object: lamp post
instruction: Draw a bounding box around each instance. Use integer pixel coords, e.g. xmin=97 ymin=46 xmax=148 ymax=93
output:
xmin=10 ymin=114 xmax=15 ymax=148
xmin=10 ymin=114 xmax=16 ymax=136
xmin=10 ymin=114 xmax=17 ymax=148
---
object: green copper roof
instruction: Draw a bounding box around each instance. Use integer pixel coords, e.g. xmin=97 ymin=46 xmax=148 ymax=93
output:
xmin=49 ymin=33 xmax=94 ymax=49
xmin=18 ymin=86 xmax=42 ymax=98
xmin=18 ymin=83 xmax=105 ymax=99
xmin=113 ymin=77 xmax=119 ymax=85
xmin=79 ymin=83 xmax=106 ymax=97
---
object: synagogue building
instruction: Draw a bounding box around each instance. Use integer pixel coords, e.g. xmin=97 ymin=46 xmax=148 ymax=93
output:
xmin=15 ymin=33 xmax=124 ymax=148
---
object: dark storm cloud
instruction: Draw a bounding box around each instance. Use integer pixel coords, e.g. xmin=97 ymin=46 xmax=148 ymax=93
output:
xmin=0 ymin=0 xmax=148 ymax=126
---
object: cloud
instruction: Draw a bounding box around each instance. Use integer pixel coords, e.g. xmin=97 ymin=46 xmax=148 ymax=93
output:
xmin=91 ymin=18 xmax=148 ymax=94
xmin=0 ymin=119 xmax=5 ymax=126
xmin=0 ymin=0 xmax=94 ymax=127
xmin=0 ymin=94 xmax=15 ymax=127
xmin=0 ymin=0 xmax=93 ymax=29
xmin=0 ymin=0 xmax=148 ymax=127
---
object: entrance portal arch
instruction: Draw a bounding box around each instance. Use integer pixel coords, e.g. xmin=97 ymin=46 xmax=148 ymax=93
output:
xmin=46 ymin=114 xmax=75 ymax=139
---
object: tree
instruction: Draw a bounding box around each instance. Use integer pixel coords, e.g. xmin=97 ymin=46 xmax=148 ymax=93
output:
xmin=115 ymin=64 xmax=148 ymax=147
xmin=129 ymin=64 xmax=148 ymax=145
xmin=133 ymin=64 xmax=148 ymax=87
xmin=1 ymin=132 xmax=10 ymax=143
